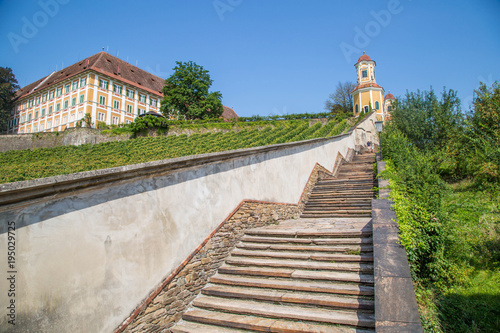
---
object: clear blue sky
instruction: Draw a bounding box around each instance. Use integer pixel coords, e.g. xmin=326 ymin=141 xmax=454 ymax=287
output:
xmin=1 ymin=0 xmax=499 ymax=117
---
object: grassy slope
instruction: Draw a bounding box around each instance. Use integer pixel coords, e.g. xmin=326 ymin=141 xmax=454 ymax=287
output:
xmin=0 ymin=119 xmax=351 ymax=184
xmin=417 ymin=181 xmax=500 ymax=332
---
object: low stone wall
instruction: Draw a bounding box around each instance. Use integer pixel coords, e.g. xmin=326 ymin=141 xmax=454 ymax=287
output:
xmin=0 ymin=127 xmax=129 ymax=152
xmin=373 ymin=153 xmax=423 ymax=332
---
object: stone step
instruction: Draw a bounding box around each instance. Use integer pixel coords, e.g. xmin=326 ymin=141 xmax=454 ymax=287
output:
xmin=245 ymin=228 xmax=372 ymax=238
xmin=301 ymin=210 xmax=372 ymax=215
xmin=191 ymin=296 xmax=375 ymax=328
xmin=236 ymin=242 xmax=373 ymax=253
xmin=210 ymin=274 xmax=375 ymax=296
xmin=218 ymin=266 xmax=374 ymax=284
xmin=225 ymin=257 xmax=373 ymax=272
xmin=241 ymin=235 xmax=373 ymax=245
xmin=171 ymin=320 xmax=250 ymax=333
xmin=300 ymin=214 xmax=372 ymax=219
xmin=179 ymin=309 xmax=374 ymax=332
xmin=303 ymin=204 xmax=372 ymax=210
xmin=304 ymin=197 xmax=374 ymax=203
xmin=231 ymin=248 xmax=373 ymax=262
xmin=202 ymin=285 xmax=375 ymax=310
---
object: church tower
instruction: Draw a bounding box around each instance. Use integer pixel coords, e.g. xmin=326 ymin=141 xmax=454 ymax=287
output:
xmin=351 ymin=52 xmax=385 ymax=121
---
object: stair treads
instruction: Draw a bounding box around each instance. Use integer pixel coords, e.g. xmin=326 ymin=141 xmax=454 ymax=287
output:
xmin=236 ymin=242 xmax=373 ymax=253
xmin=210 ymin=274 xmax=375 ymax=296
xmin=241 ymin=235 xmax=373 ymax=245
xmin=192 ymin=296 xmax=375 ymax=328
xmin=230 ymin=248 xmax=373 ymax=262
xmin=245 ymin=229 xmax=372 ymax=238
xmin=219 ymin=266 xmax=374 ymax=283
xmin=202 ymin=285 xmax=374 ymax=310
xmin=179 ymin=309 xmax=374 ymax=332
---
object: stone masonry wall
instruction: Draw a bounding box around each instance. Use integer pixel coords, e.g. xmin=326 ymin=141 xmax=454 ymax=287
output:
xmin=119 ymin=201 xmax=299 ymax=333
xmin=0 ymin=127 xmax=129 ymax=152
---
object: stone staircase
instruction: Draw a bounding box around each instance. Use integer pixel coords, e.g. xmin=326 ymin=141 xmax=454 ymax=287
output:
xmin=301 ymin=153 xmax=376 ymax=219
xmin=170 ymin=152 xmax=377 ymax=332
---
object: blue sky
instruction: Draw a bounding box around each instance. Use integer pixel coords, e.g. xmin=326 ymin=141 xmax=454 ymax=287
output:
xmin=1 ymin=0 xmax=499 ymax=117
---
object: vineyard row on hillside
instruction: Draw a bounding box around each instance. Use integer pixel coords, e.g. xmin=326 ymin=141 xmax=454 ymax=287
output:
xmin=0 ymin=119 xmax=351 ymax=184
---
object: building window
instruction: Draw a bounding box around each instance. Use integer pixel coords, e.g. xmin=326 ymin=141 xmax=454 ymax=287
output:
xmin=150 ymin=98 xmax=157 ymax=107
xmin=64 ymin=100 xmax=69 ymax=109
xmin=375 ymin=101 xmax=380 ymax=110
xmin=49 ymin=106 xmax=53 ymax=114
xmin=81 ymin=77 xmax=87 ymax=86
xmin=126 ymin=105 xmax=132 ymax=113
xmin=113 ymin=84 xmax=122 ymax=95
xmin=99 ymin=79 xmax=108 ymax=90
xmin=65 ymin=84 xmax=70 ymax=93
xmin=35 ymin=111 xmax=39 ymax=119
xmin=71 ymin=114 xmax=75 ymax=121
xmin=355 ymin=104 xmax=359 ymax=113
xmin=364 ymin=106 xmax=369 ymax=113
xmin=34 ymin=125 xmax=38 ymax=132
xmin=79 ymin=94 xmax=84 ymax=104
xmin=57 ymin=87 xmax=62 ymax=97
xmin=72 ymin=81 xmax=78 ymax=91
xmin=98 ymin=112 xmax=105 ymax=121
xmin=40 ymin=123 xmax=45 ymax=131
xmin=29 ymin=99 xmax=33 ymax=107
xmin=63 ymin=116 xmax=67 ymax=124
xmin=138 ymin=108 xmax=145 ymax=115
xmin=42 ymin=94 xmax=47 ymax=103
xmin=99 ymin=96 xmax=106 ymax=105
xmin=126 ymin=89 xmax=135 ymax=99
xmin=72 ymin=97 xmax=76 ymax=106
xmin=139 ymin=94 xmax=146 ymax=103
xmin=56 ymin=103 xmax=61 ymax=112
xmin=47 ymin=120 xmax=51 ymax=128
xmin=78 ymin=111 xmax=83 ymax=118
xmin=55 ymin=118 xmax=59 ymax=126
xmin=112 ymin=116 xmax=119 ymax=125
xmin=49 ymin=90 xmax=54 ymax=99
xmin=388 ymin=105 xmax=392 ymax=112
xmin=41 ymin=108 xmax=46 ymax=117
xmin=113 ymin=100 xmax=120 ymax=109
xmin=362 ymin=70 xmax=368 ymax=78
xmin=36 ymin=96 xmax=41 ymax=105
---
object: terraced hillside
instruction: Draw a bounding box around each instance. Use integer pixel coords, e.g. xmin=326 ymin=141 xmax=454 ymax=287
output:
xmin=0 ymin=118 xmax=351 ymax=184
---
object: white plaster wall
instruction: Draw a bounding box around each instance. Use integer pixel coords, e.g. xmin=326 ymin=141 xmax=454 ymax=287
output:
xmin=0 ymin=116 xmax=376 ymax=332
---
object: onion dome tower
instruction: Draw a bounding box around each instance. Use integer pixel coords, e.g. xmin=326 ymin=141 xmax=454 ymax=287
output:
xmin=351 ymin=52 xmax=385 ymax=121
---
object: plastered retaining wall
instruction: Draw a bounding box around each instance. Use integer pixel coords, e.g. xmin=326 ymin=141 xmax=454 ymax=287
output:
xmin=0 ymin=127 xmax=130 ymax=152
xmin=0 ymin=113 xmax=378 ymax=333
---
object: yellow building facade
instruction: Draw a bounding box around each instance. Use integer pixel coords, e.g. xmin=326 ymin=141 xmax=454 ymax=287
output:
xmin=351 ymin=52 xmax=388 ymax=121
xmin=6 ymin=52 xmax=163 ymax=134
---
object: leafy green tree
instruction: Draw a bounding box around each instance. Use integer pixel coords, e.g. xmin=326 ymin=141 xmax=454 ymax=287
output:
xmin=161 ymin=61 xmax=223 ymax=120
xmin=389 ymin=88 xmax=463 ymax=151
xmin=325 ymin=81 xmax=356 ymax=117
xmin=0 ymin=67 xmax=19 ymax=132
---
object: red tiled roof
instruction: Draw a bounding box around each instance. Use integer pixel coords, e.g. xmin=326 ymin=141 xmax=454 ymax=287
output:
xmin=15 ymin=52 xmax=164 ymax=100
xmin=351 ymin=82 xmax=383 ymax=93
xmin=384 ymin=93 xmax=395 ymax=100
xmin=221 ymin=106 xmax=238 ymax=119
xmin=356 ymin=54 xmax=373 ymax=64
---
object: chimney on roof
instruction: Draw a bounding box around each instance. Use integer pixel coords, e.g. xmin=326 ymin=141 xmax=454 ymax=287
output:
xmin=117 ymin=65 xmax=121 ymax=75
xmin=84 ymin=59 xmax=89 ymax=68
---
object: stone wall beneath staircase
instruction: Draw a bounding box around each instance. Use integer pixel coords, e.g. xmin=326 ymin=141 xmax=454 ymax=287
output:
xmin=121 ymin=201 xmax=299 ymax=332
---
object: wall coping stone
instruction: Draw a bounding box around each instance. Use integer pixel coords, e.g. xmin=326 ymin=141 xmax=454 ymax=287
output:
xmin=373 ymin=152 xmax=423 ymax=332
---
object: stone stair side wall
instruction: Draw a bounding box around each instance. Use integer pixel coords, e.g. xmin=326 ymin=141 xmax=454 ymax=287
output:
xmin=372 ymin=153 xmax=423 ymax=332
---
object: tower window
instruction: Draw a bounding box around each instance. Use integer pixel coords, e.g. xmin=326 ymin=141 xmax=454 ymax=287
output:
xmin=362 ymin=70 xmax=368 ymax=78
xmin=375 ymin=101 xmax=380 ymax=110
xmin=364 ymin=106 xmax=369 ymax=113
xmin=355 ymin=104 xmax=359 ymax=113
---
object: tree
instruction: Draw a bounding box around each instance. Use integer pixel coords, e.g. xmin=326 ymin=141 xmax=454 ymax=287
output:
xmin=161 ymin=61 xmax=223 ymax=120
xmin=0 ymin=67 xmax=19 ymax=132
xmin=325 ymin=81 xmax=356 ymax=117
